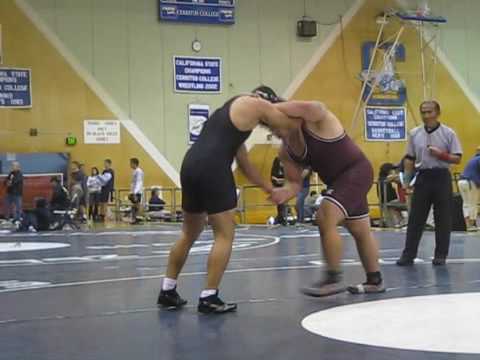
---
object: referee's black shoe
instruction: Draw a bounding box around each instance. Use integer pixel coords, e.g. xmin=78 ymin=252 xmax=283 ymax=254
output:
xmin=198 ymin=291 xmax=237 ymax=314
xmin=432 ymin=258 xmax=446 ymax=266
xmin=157 ymin=288 xmax=187 ymax=310
xmin=396 ymin=256 xmax=414 ymax=266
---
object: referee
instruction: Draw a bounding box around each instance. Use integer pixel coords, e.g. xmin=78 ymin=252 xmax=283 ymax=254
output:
xmin=397 ymin=100 xmax=462 ymax=266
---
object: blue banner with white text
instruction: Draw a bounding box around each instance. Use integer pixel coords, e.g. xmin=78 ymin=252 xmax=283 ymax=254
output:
xmin=159 ymin=0 xmax=235 ymax=25
xmin=188 ymin=104 xmax=210 ymax=144
xmin=174 ymin=56 xmax=221 ymax=93
xmin=0 ymin=68 xmax=32 ymax=108
xmin=365 ymin=107 xmax=406 ymax=141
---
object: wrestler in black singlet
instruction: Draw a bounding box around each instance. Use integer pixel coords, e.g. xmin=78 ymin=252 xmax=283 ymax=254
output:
xmin=181 ymin=97 xmax=251 ymax=214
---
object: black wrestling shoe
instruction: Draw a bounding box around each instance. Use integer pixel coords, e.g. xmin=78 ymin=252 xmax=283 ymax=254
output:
xmin=198 ymin=292 xmax=237 ymax=314
xmin=396 ymin=256 xmax=414 ymax=266
xmin=432 ymin=258 xmax=446 ymax=266
xmin=157 ymin=288 xmax=187 ymax=310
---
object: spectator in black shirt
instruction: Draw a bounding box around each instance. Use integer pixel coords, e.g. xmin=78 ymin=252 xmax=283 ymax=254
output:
xmin=98 ymin=159 xmax=115 ymax=221
xmin=5 ymin=161 xmax=24 ymax=222
xmin=50 ymin=176 xmax=70 ymax=211
xmin=20 ymin=198 xmax=51 ymax=232
xmin=148 ymin=188 xmax=166 ymax=212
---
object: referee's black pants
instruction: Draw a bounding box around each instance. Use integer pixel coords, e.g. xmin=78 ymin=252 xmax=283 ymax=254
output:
xmin=402 ymin=169 xmax=452 ymax=259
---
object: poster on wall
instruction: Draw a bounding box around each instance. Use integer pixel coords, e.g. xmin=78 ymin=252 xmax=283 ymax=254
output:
xmin=0 ymin=68 xmax=32 ymax=108
xmin=159 ymin=0 xmax=235 ymax=25
xmin=365 ymin=107 xmax=406 ymax=141
xmin=84 ymin=120 xmax=121 ymax=144
xmin=174 ymin=56 xmax=221 ymax=93
xmin=188 ymin=104 xmax=209 ymax=144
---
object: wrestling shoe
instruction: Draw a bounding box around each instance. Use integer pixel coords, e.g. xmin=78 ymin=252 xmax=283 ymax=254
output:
xmin=347 ymin=281 xmax=386 ymax=294
xmin=432 ymin=258 xmax=446 ymax=266
xmin=301 ymin=271 xmax=345 ymax=297
xmin=198 ymin=292 xmax=237 ymax=314
xmin=396 ymin=256 xmax=414 ymax=266
xmin=157 ymin=288 xmax=187 ymax=310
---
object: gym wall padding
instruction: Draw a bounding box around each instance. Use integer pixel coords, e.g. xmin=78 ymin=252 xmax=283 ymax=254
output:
xmin=0 ymin=0 xmax=174 ymax=192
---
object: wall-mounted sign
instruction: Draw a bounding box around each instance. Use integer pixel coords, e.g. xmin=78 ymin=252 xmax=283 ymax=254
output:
xmin=159 ymin=0 xmax=235 ymax=25
xmin=188 ymin=104 xmax=209 ymax=144
xmin=365 ymin=107 xmax=406 ymax=141
xmin=65 ymin=135 xmax=77 ymax=146
xmin=0 ymin=68 xmax=31 ymax=108
xmin=174 ymin=56 xmax=221 ymax=93
xmin=84 ymin=120 xmax=121 ymax=144
xmin=360 ymin=41 xmax=406 ymax=106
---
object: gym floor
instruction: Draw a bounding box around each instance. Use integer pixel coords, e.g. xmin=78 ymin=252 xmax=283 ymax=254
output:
xmin=0 ymin=225 xmax=479 ymax=360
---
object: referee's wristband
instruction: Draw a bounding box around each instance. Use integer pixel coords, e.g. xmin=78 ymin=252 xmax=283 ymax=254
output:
xmin=438 ymin=151 xmax=453 ymax=162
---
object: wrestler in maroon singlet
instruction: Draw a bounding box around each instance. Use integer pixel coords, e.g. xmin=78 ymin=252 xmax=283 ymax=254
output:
xmin=285 ymin=125 xmax=373 ymax=220
xmin=270 ymin=100 xmax=385 ymax=297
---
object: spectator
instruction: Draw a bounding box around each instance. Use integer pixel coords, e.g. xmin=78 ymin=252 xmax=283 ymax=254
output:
xmin=4 ymin=161 xmax=23 ymax=222
xmin=50 ymin=176 xmax=70 ymax=211
xmin=129 ymin=158 xmax=144 ymax=224
xmin=296 ymin=169 xmax=312 ymax=223
xmin=304 ymin=190 xmax=319 ymax=220
xmin=70 ymin=161 xmax=87 ymax=222
xmin=271 ymin=156 xmax=287 ymax=225
xmin=378 ymin=163 xmax=407 ymax=227
xmin=147 ymin=188 xmax=167 ymax=220
xmin=397 ymin=100 xmax=462 ymax=266
xmin=148 ymin=188 xmax=166 ymax=212
xmin=19 ymin=198 xmax=51 ymax=232
xmin=98 ymin=159 xmax=115 ymax=221
xmin=87 ymin=167 xmax=102 ymax=221
xmin=458 ymin=146 xmax=480 ymax=230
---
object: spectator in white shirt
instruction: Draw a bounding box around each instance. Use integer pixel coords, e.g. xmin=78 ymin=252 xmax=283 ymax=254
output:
xmin=87 ymin=167 xmax=102 ymax=221
xmin=129 ymin=158 xmax=144 ymax=224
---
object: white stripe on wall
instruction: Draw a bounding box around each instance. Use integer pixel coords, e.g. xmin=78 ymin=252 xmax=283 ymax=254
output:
xmin=14 ymin=0 xmax=181 ymax=187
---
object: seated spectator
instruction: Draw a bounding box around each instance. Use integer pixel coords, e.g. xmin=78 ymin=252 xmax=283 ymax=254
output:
xmin=50 ymin=176 xmax=70 ymax=211
xmin=87 ymin=167 xmax=102 ymax=221
xmin=148 ymin=188 xmax=166 ymax=212
xmin=18 ymin=198 xmax=52 ymax=232
xmin=304 ymin=191 xmax=319 ymax=220
xmin=378 ymin=163 xmax=407 ymax=227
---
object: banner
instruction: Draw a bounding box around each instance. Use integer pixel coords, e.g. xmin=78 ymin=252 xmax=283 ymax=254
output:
xmin=0 ymin=68 xmax=31 ymax=108
xmin=174 ymin=56 xmax=221 ymax=93
xmin=365 ymin=107 xmax=406 ymax=141
xmin=188 ymin=104 xmax=209 ymax=144
xmin=84 ymin=120 xmax=121 ymax=144
xmin=159 ymin=0 xmax=235 ymax=25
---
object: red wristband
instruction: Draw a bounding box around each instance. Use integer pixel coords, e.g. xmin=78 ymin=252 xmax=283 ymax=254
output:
xmin=438 ymin=151 xmax=451 ymax=162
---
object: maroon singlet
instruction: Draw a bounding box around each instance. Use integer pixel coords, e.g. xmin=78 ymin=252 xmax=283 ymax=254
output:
xmin=286 ymin=125 xmax=373 ymax=220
